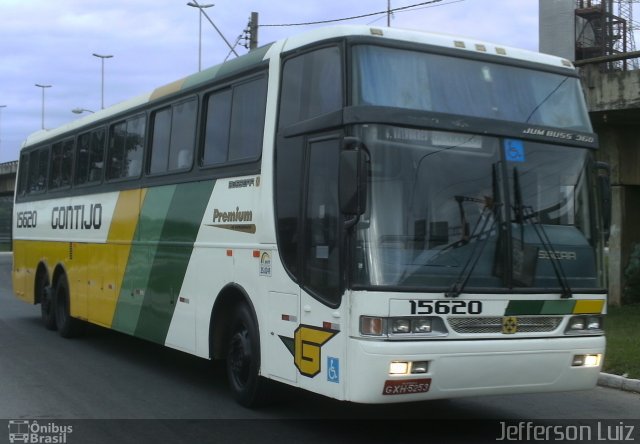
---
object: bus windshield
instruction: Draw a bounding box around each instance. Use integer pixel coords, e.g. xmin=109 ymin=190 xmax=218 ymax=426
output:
xmin=351 ymin=125 xmax=602 ymax=291
xmin=352 ymin=45 xmax=592 ymax=132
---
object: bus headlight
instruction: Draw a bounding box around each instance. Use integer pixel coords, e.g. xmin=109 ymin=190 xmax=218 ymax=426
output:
xmin=360 ymin=316 xmax=447 ymax=338
xmin=413 ymin=318 xmax=432 ymax=333
xmin=391 ymin=318 xmax=411 ymax=334
xmin=565 ymin=315 xmax=603 ymax=334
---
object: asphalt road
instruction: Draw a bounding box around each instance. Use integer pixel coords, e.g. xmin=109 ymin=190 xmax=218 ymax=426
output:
xmin=1 ymin=252 xmax=638 ymax=444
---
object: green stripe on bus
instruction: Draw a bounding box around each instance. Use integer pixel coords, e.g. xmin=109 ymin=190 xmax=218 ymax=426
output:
xmin=540 ymin=300 xmax=576 ymax=315
xmin=133 ymin=180 xmax=215 ymax=344
xmin=505 ymin=300 xmax=576 ymax=315
xmin=111 ymin=185 xmax=177 ymax=334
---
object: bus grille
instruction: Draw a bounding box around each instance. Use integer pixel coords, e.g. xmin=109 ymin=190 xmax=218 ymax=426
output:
xmin=448 ymin=316 xmax=562 ymax=334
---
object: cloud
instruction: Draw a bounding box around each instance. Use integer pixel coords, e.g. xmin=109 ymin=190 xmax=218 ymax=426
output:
xmin=0 ymin=0 xmax=543 ymax=162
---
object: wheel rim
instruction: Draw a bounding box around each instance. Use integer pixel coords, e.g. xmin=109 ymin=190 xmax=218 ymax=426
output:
xmin=228 ymin=326 xmax=252 ymax=389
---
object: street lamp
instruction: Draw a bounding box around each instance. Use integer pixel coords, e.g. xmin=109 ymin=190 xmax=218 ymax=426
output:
xmin=187 ymin=2 xmax=214 ymax=72
xmin=0 ymin=105 xmax=6 ymax=155
xmin=35 ymin=84 xmax=52 ymax=130
xmin=93 ymin=53 xmax=113 ymax=109
xmin=72 ymin=108 xmax=95 ymax=114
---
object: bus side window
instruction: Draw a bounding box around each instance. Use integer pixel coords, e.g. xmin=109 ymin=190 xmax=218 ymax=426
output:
xmin=49 ymin=139 xmax=73 ymax=190
xmin=202 ymin=89 xmax=231 ymax=166
xmin=89 ymin=129 xmax=105 ymax=183
xmin=17 ymin=153 xmax=29 ymax=196
xmin=150 ymin=98 xmax=196 ymax=174
xmin=228 ymin=77 xmax=267 ymax=162
xmin=107 ymin=115 xmax=145 ymax=180
xmin=27 ymin=147 xmax=49 ymax=193
xmin=76 ymin=128 xmax=105 ymax=185
xmin=279 ymin=46 xmax=342 ymax=128
xmin=201 ymin=76 xmax=267 ymax=167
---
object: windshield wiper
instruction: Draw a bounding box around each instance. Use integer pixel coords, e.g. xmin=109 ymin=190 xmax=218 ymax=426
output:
xmin=445 ymin=164 xmax=500 ymax=298
xmin=512 ymin=167 xmax=573 ymax=298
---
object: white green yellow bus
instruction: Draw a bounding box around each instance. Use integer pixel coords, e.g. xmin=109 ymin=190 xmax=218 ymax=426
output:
xmin=13 ymin=25 xmax=610 ymax=407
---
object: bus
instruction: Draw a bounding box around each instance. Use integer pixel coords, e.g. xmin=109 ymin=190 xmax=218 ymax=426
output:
xmin=12 ymin=25 xmax=610 ymax=407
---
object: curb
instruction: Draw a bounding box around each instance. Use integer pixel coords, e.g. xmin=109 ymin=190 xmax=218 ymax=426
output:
xmin=598 ymin=372 xmax=640 ymax=394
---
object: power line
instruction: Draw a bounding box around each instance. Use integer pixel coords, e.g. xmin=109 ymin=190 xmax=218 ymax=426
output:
xmin=366 ymin=0 xmax=465 ymax=25
xmin=260 ymin=0 xmax=446 ymax=27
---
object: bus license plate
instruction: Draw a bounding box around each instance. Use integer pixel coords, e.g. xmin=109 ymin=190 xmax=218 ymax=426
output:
xmin=382 ymin=378 xmax=431 ymax=395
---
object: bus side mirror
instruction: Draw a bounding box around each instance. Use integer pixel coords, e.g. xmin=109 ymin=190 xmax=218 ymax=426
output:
xmin=596 ymin=162 xmax=612 ymax=241
xmin=339 ymin=137 xmax=368 ymax=220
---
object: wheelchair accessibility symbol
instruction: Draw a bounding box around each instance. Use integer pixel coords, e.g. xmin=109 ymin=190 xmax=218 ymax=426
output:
xmin=327 ymin=357 xmax=339 ymax=383
xmin=504 ymin=139 xmax=526 ymax=163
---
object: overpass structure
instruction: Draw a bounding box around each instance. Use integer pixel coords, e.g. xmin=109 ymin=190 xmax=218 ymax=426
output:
xmin=541 ymin=0 xmax=640 ymax=305
xmin=0 ymin=161 xmax=17 ymax=251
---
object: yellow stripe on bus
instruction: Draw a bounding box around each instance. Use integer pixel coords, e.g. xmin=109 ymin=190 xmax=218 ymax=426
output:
xmin=572 ymin=300 xmax=605 ymax=314
xmin=88 ymin=189 xmax=146 ymax=328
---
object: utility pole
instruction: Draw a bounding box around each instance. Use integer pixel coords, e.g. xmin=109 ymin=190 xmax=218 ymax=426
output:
xmin=387 ymin=0 xmax=391 ymax=27
xmin=249 ymin=12 xmax=259 ymax=50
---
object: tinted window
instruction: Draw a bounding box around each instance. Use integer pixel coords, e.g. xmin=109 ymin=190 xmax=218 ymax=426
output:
xmin=27 ymin=148 xmax=49 ymax=193
xmin=150 ymin=108 xmax=171 ymax=174
xmin=229 ymin=79 xmax=267 ymax=162
xmin=304 ymin=138 xmax=342 ymax=303
xmin=49 ymin=139 xmax=73 ymax=189
xmin=108 ymin=122 xmax=127 ymax=179
xmin=76 ymin=128 xmax=105 ymax=185
xmin=150 ymin=98 xmax=197 ymax=174
xmin=126 ymin=115 xmax=145 ymax=177
xmin=108 ymin=115 xmax=146 ymax=180
xmin=202 ymin=77 xmax=267 ymax=166
xmin=279 ymin=47 xmax=342 ymax=128
xmin=17 ymin=153 xmax=29 ymax=195
xmin=202 ymin=89 xmax=232 ymax=166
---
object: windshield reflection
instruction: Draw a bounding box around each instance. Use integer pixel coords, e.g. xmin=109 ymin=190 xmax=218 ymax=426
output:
xmin=352 ymin=45 xmax=592 ymax=132
xmin=352 ymin=125 xmax=601 ymax=291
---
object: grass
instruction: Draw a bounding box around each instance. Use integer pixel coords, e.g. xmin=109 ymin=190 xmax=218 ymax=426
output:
xmin=603 ymin=304 xmax=640 ymax=379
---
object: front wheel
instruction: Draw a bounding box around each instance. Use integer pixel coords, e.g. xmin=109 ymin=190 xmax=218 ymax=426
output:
xmin=226 ymin=304 xmax=271 ymax=407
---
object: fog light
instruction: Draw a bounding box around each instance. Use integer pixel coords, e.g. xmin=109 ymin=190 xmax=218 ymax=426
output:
xmin=389 ymin=361 xmax=409 ymax=375
xmin=411 ymin=361 xmax=429 ymax=374
xmin=572 ymin=355 xmax=585 ymax=366
xmin=413 ymin=319 xmax=432 ymax=334
xmin=391 ymin=318 xmax=411 ymax=334
xmin=361 ymin=316 xmax=384 ymax=336
xmin=584 ymin=354 xmax=601 ymax=367
xmin=572 ymin=354 xmax=601 ymax=367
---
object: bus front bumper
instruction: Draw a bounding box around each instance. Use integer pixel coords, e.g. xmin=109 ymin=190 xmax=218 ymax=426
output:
xmin=346 ymin=335 xmax=605 ymax=404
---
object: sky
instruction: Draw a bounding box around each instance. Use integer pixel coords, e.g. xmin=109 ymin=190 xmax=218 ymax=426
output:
xmin=0 ymin=0 xmax=543 ymax=163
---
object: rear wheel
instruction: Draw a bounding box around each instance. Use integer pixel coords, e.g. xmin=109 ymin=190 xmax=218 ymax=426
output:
xmin=53 ymin=274 xmax=84 ymax=338
xmin=226 ymin=303 xmax=271 ymax=407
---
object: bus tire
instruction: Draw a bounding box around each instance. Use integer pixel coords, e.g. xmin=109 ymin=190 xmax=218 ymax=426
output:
xmin=38 ymin=272 xmax=56 ymax=331
xmin=53 ymin=274 xmax=84 ymax=339
xmin=226 ymin=303 xmax=271 ymax=408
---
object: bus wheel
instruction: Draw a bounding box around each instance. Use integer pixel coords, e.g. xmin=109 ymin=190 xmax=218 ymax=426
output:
xmin=38 ymin=273 xmax=56 ymax=331
xmin=226 ymin=304 xmax=270 ymax=407
xmin=53 ymin=274 xmax=84 ymax=338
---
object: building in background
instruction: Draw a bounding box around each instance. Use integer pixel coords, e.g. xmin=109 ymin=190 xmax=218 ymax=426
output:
xmin=540 ymin=0 xmax=640 ymax=305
